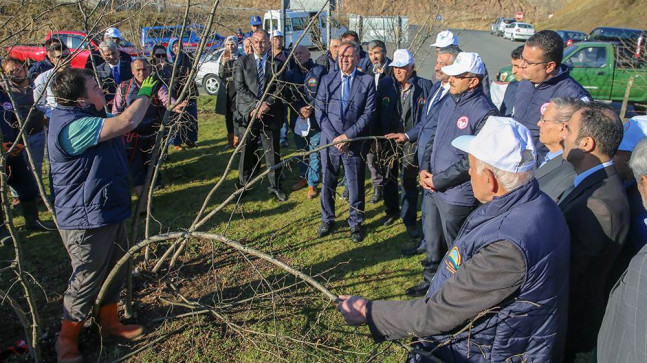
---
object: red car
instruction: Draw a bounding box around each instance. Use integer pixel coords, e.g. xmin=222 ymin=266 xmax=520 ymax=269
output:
xmin=7 ymin=31 xmax=139 ymax=68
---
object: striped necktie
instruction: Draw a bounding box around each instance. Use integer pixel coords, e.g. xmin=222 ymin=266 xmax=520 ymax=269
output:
xmin=257 ymin=58 xmax=265 ymax=98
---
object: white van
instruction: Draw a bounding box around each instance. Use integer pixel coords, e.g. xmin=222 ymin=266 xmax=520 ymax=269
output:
xmin=262 ymin=10 xmax=346 ymax=48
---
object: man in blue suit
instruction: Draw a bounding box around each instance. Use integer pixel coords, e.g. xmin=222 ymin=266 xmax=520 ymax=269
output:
xmin=316 ymin=40 xmax=376 ymax=242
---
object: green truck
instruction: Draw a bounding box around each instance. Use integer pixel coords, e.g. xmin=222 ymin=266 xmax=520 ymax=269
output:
xmin=497 ymin=41 xmax=647 ymax=111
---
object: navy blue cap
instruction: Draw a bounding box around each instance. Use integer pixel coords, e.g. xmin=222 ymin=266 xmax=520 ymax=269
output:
xmin=250 ymin=16 xmax=262 ymax=26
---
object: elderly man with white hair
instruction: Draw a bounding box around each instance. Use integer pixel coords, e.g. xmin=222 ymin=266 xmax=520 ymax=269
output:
xmin=597 ymin=137 xmax=647 ymax=363
xmin=95 ymin=40 xmax=132 ymax=104
xmin=337 ymin=117 xmax=571 ymax=362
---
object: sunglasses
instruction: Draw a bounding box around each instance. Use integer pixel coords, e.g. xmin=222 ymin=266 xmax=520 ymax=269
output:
xmin=154 ymin=53 xmax=166 ymax=58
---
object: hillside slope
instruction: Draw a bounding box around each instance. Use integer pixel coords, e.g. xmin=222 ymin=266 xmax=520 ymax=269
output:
xmin=538 ymin=0 xmax=647 ymax=32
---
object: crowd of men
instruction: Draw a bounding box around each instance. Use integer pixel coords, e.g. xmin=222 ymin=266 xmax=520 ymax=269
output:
xmin=2 ymin=16 xmax=647 ymax=362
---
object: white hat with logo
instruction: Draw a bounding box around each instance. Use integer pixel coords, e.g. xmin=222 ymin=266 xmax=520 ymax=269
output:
xmin=619 ymin=115 xmax=647 ymax=151
xmin=431 ymin=30 xmax=459 ymax=48
xmin=271 ymin=30 xmax=284 ymax=38
xmin=452 ymin=116 xmax=536 ymax=173
xmin=441 ymin=52 xmax=486 ymax=76
xmin=390 ymin=49 xmax=414 ymax=67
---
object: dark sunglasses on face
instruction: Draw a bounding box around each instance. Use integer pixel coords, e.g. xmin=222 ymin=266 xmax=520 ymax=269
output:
xmin=154 ymin=53 xmax=166 ymax=58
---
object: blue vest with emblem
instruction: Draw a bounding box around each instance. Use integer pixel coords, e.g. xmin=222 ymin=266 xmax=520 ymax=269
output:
xmin=430 ymin=87 xmax=497 ymax=206
xmin=424 ymin=180 xmax=570 ymax=362
xmin=48 ymin=105 xmax=131 ymax=230
xmin=513 ymin=65 xmax=590 ymax=158
xmin=0 ymin=90 xmax=19 ymax=143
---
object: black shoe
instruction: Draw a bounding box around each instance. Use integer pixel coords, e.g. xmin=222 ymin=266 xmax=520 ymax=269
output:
xmin=369 ymin=186 xmax=383 ymax=204
xmin=340 ymin=188 xmax=349 ymax=201
xmin=268 ymin=187 xmax=287 ymax=202
xmin=235 ymin=181 xmax=253 ymax=192
xmin=382 ymin=214 xmax=399 ymax=226
xmin=405 ymin=281 xmax=430 ymax=297
xmin=401 ymin=243 xmax=426 ymax=256
xmin=350 ymin=226 xmax=364 ymax=243
xmin=318 ymin=222 xmax=334 ymax=237
xmin=25 ymin=219 xmax=56 ymax=231
xmin=406 ymin=226 xmax=420 ymax=239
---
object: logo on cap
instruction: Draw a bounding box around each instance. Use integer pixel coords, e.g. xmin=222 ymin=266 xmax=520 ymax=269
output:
xmin=540 ymin=102 xmax=550 ymax=115
xmin=2 ymin=102 xmax=12 ymax=111
xmin=625 ymin=121 xmax=632 ymax=131
xmin=456 ymin=116 xmax=469 ymax=129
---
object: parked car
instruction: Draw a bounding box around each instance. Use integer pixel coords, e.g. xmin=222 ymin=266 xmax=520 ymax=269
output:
xmin=141 ymin=24 xmax=224 ymax=57
xmin=7 ymin=31 xmax=139 ymax=69
xmin=503 ymin=22 xmax=535 ymax=41
xmin=195 ymin=48 xmax=225 ymax=95
xmin=497 ymin=41 xmax=647 ymax=111
xmin=490 ymin=17 xmax=515 ymax=36
xmin=556 ymin=30 xmax=588 ymax=47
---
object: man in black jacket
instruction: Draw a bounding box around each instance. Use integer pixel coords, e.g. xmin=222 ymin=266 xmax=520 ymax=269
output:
xmin=377 ymin=49 xmax=431 ymax=237
xmin=234 ymin=29 xmax=287 ymax=201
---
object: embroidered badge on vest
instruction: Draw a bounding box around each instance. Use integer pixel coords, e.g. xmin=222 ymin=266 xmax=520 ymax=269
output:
xmin=307 ymin=77 xmax=317 ymax=87
xmin=456 ymin=116 xmax=469 ymax=130
xmin=418 ymin=97 xmax=426 ymax=108
xmin=540 ymin=102 xmax=550 ymax=115
xmin=2 ymin=102 xmax=12 ymax=111
xmin=445 ymin=246 xmax=462 ymax=274
xmin=382 ymin=96 xmax=390 ymax=106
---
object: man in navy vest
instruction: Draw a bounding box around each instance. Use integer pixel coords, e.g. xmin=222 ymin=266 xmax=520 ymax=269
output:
xmin=376 ymin=49 xmax=431 ymax=237
xmin=407 ymin=52 xmax=498 ymax=297
xmin=387 ymin=45 xmax=459 ymax=256
xmin=315 ymin=40 xmax=376 ymax=243
xmin=558 ymin=102 xmax=630 ymax=361
xmin=49 ymin=68 xmax=158 ymax=362
xmin=513 ymin=30 xmax=590 ymax=160
xmin=337 ymin=117 xmax=571 ymax=362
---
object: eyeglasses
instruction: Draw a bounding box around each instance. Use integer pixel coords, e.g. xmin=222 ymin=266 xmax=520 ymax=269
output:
xmin=154 ymin=54 xmax=166 ymax=58
xmin=539 ymin=117 xmax=561 ymax=124
xmin=520 ymin=57 xmax=549 ymax=66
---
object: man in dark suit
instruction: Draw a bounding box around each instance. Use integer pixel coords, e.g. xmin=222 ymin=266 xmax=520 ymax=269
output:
xmin=315 ymin=40 xmax=376 ymax=242
xmin=234 ymin=29 xmax=287 ymax=201
xmin=95 ymin=40 xmax=132 ymax=105
xmin=558 ymin=101 xmax=630 ymax=362
xmin=535 ymin=97 xmax=583 ymax=202
xmin=597 ymin=138 xmax=647 ymax=363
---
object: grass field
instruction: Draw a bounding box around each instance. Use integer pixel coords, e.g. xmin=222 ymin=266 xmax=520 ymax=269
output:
xmin=0 ymin=96 xmax=595 ymax=362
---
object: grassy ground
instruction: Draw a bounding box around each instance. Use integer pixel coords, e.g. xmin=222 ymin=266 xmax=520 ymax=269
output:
xmin=0 ymin=96 xmax=595 ymax=362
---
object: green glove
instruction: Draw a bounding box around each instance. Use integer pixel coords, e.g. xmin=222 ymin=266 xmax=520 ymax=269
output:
xmin=137 ymin=76 xmax=159 ymax=98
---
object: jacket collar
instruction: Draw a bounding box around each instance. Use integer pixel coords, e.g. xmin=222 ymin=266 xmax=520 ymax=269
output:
xmin=535 ymin=65 xmax=571 ymax=89
xmin=450 ymin=86 xmax=483 ymax=105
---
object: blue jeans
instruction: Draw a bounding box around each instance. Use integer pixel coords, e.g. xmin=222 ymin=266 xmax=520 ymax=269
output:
xmin=293 ymin=131 xmax=321 ymax=187
xmin=307 ymin=132 xmax=321 ymax=187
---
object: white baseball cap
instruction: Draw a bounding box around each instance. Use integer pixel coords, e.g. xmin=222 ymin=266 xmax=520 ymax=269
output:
xmin=390 ymin=49 xmax=414 ymax=67
xmin=271 ymin=30 xmax=284 ymax=38
xmin=452 ymin=116 xmax=536 ymax=173
xmin=441 ymin=52 xmax=486 ymax=76
xmin=104 ymin=27 xmax=122 ymax=39
xmin=431 ymin=30 xmax=459 ymax=48
xmin=619 ymin=115 xmax=647 ymax=151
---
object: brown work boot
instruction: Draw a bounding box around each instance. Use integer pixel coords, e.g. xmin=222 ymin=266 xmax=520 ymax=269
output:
xmin=291 ymin=178 xmax=308 ymax=191
xmin=307 ymin=186 xmax=319 ymax=199
xmin=55 ymin=319 xmax=84 ymax=363
xmin=224 ymin=133 xmax=234 ymax=149
xmin=98 ymin=304 xmax=144 ymax=340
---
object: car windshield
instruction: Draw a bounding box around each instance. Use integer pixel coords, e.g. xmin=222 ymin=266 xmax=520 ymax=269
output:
xmin=518 ymin=24 xmax=533 ymax=29
xmin=563 ymin=45 xmax=578 ymax=59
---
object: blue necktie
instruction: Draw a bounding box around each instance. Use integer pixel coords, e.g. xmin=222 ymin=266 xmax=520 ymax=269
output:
xmin=257 ymin=58 xmax=265 ymax=98
xmin=342 ymin=75 xmax=351 ymax=116
xmin=112 ymin=66 xmax=120 ymax=84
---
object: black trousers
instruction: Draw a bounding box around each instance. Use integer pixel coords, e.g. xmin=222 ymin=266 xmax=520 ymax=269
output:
xmin=237 ymin=125 xmax=281 ymax=189
xmin=423 ymin=193 xmax=474 ymax=278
